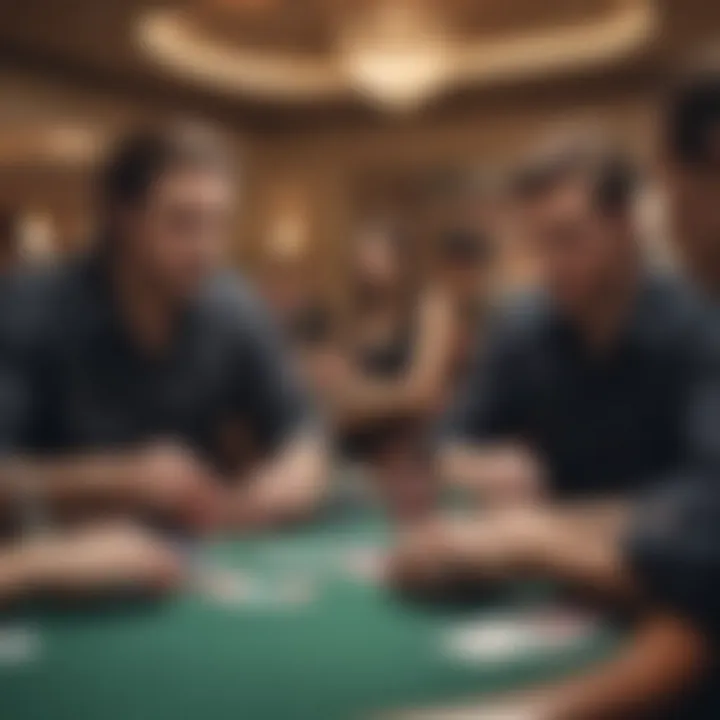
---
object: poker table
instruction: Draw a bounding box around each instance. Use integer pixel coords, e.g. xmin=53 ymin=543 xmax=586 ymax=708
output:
xmin=0 ymin=512 xmax=622 ymax=720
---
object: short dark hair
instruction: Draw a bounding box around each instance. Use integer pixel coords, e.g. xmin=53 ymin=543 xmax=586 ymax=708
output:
xmin=509 ymin=134 xmax=639 ymax=214
xmin=665 ymin=52 xmax=720 ymax=167
xmin=437 ymin=229 xmax=494 ymax=266
xmin=99 ymin=120 xmax=232 ymax=209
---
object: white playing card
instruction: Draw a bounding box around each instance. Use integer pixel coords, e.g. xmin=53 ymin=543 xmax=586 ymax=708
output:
xmin=0 ymin=625 xmax=42 ymax=665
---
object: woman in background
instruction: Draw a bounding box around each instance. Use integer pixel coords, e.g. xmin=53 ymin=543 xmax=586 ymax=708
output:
xmin=315 ymin=224 xmax=494 ymax=519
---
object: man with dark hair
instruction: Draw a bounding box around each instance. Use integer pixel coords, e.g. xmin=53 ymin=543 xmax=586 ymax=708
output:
xmin=663 ymin=53 xmax=720 ymax=296
xmin=0 ymin=122 xmax=328 ymax=592
xmin=390 ymin=71 xmax=720 ymax=720
xmin=439 ymin=136 xmax=695 ymax=503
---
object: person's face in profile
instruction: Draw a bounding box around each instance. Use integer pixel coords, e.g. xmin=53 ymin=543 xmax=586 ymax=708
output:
xmin=123 ymin=166 xmax=234 ymax=300
xmin=664 ymin=153 xmax=720 ymax=281
xmin=517 ymin=178 xmax=630 ymax=314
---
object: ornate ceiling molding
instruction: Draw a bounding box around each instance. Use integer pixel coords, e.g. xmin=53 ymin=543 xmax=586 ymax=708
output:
xmin=137 ymin=0 xmax=658 ymax=110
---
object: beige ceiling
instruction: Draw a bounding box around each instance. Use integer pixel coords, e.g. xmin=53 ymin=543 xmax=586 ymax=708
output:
xmin=190 ymin=0 xmax=623 ymax=53
xmin=135 ymin=0 xmax=657 ymax=107
xmin=0 ymin=0 xmax=719 ymax=132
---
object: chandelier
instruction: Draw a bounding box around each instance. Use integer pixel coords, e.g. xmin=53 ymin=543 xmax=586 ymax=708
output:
xmin=337 ymin=2 xmax=452 ymax=111
xmin=137 ymin=0 xmax=658 ymax=113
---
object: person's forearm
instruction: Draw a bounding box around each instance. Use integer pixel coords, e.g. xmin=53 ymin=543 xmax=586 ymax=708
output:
xmin=522 ymin=505 xmax=637 ymax=601
xmin=540 ymin=613 xmax=708 ymax=720
xmin=228 ymin=431 xmax=330 ymax=528
xmin=439 ymin=443 xmax=544 ymax=505
xmin=0 ymin=454 xmax=139 ymax=517
xmin=254 ymin=432 xmax=329 ymax=498
xmin=440 ymin=444 xmax=508 ymax=488
xmin=432 ymin=505 xmax=636 ymax=599
xmin=330 ymin=374 xmax=443 ymax=431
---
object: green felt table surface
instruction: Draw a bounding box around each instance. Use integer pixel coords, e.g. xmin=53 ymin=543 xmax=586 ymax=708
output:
xmin=0 ymin=515 xmax=621 ymax=720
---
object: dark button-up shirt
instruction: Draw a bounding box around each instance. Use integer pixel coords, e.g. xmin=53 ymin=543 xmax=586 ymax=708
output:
xmin=443 ymin=274 xmax=708 ymax=498
xmin=0 ymin=256 xmax=312 ymax=471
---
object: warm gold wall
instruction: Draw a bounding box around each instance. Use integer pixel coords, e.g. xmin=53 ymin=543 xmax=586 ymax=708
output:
xmin=243 ymin=82 xmax=655 ymax=305
xmin=0 ymin=71 xmax=659 ymax=297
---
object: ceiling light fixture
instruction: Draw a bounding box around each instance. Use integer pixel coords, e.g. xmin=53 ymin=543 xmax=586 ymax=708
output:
xmin=137 ymin=0 xmax=658 ymax=113
xmin=338 ymin=2 xmax=452 ymax=111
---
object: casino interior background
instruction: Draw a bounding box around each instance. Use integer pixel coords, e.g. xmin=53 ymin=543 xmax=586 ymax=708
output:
xmin=0 ymin=0 xmax=719 ymax=310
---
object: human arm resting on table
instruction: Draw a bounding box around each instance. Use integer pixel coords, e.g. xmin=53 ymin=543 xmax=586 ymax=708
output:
xmin=0 ymin=443 xmax=225 ymax=531
xmin=0 ymin=524 xmax=183 ymax=604
xmin=388 ymin=503 xmax=634 ymax=598
xmin=533 ymin=612 xmax=709 ymax=720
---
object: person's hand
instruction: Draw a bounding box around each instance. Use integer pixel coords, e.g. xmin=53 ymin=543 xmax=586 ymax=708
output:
xmin=440 ymin=445 xmax=546 ymax=510
xmin=231 ymin=472 xmax=323 ymax=531
xmin=387 ymin=517 xmax=480 ymax=590
xmin=21 ymin=524 xmax=184 ymax=597
xmin=128 ymin=443 xmax=224 ymax=532
xmin=478 ymin=446 xmax=546 ymax=507
xmin=387 ymin=510 xmax=547 ymax=591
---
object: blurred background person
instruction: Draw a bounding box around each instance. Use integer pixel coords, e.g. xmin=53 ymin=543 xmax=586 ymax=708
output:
xmin=315 ymin=222 xmax=494 ymax=519
xmin=255 ymin=254 xmax=322 ymax=339
xmin=431 ymin=227 xmax=497 ymax=386
xmin=321 ymin=224 xmax=444 ymax=519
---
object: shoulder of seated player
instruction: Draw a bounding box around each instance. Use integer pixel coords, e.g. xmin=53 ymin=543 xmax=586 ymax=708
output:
xmin=0 ymin=256 xmax=91 ymax=352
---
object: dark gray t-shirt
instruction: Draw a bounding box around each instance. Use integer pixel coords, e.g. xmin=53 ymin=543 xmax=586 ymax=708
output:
xmin=0 ymin=256 xmax=312 ymax=471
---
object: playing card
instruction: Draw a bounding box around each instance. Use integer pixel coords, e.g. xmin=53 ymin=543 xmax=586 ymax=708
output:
xmin=342 ymin=547 xmax=387 ymax=584
xmin=444 ymin=607 xmax=599 ymax=663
